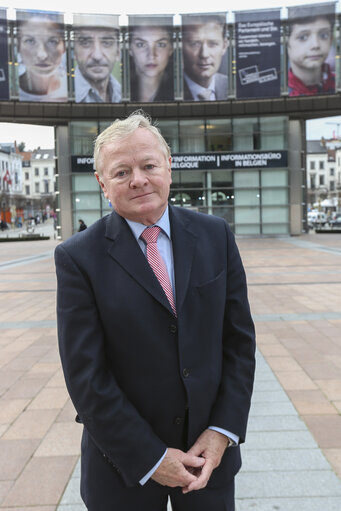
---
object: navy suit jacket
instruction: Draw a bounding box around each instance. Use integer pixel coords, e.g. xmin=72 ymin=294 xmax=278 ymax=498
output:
xmin=55 ymin=206 xmax=255 ymax=503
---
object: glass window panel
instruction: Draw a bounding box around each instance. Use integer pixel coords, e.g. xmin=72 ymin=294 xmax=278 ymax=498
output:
xmin=235 ymin=224 xmax=261 ymax=234
xmin=158 ymin=120 xmax=179 ymax=153
xmin=179 ymin=120 xmax=205 ymax=152
xmin=261 ymin=169 xmax=288 ymax=187
xmin=99 ymin=121 xmax=112 ymax=133
xmin=234 ymin=190 xmax=260 ymax=206
xmin=262 ymin=206 xmax=288 ymax=223
xmin=206 ymin=119 xmax=232 ymax=152
xmin=262 ymin=189 xmax=288 ymax=205
xmin=72 ymin=174 xmax=99 ymax=192
xmin=211 ymin=207 xmax=234 ymax=225
xmin=235 ymin=207 xmax=260 ymax=224
xmin=73 ymin=211 xmax=101 ymax=232
xmin=169 ymin=188 xmax=206 ymax=208
xmin=260 ymin=116 xmax=287 ymax=150
xmin=260 ymin=133 xmax=286 ymax=150
xmin=72 ymin=193 xmax=101 ymax=210
xmin=71 ymin=122 xmax=98 ymax=155
xmin=211 ymin=170 xmax=233 ymax=186
xmin=233 ymin=118 xmax=258 ymax=151
xmin=262 ymin=224 xmax=289 ymax=234
xmin=171 ymin=170 xmax=205 ymax=187
xmin=234 ymin=171 xmax=259 ymax=188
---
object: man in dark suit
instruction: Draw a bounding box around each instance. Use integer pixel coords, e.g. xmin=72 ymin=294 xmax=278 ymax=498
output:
xmin=55 ymin=111 xmax=255 ymax=510
xmin=182 ymin=14 xmax=228 ymax=101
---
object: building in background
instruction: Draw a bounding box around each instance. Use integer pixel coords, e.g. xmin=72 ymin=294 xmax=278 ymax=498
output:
xmin=0 ymin=143 xmax=23 ymax=225
xmin=62 ymin=115 xmax=300 ymax=237
xmin=306 ymin=139 xmax=341 ymax=212
xmin=0 ymin=143 xmax=56 ymax=227
xmin=20 ymin=148 xmax=56 ymax=222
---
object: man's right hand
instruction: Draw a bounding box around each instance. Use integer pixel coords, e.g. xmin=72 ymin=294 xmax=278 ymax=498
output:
xmin=151 ymin=448 xmax=205 ymax=488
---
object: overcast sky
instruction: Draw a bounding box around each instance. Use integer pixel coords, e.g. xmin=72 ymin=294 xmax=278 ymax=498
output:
xmin=0 ymin=0 xmax=339 ymax=149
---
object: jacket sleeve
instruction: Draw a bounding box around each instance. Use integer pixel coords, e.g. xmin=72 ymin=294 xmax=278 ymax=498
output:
xmin=55 ymin=244 xmax=166 ymax=487
xmin=209 ymin=222 xmax=256 ymax=443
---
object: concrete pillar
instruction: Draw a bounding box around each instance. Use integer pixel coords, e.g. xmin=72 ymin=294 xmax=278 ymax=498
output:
xmin=56 ymin=125 xmax=72 ymax=240
xmin=288 ymin=119 xmax=305 ymax=236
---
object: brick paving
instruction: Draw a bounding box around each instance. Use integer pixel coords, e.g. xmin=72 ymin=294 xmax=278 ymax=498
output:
xmin=0 ymin=232 xmax=340 ymax=509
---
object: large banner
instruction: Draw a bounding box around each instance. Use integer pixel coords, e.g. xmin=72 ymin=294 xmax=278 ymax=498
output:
xmin=235 ymin=10 xmax=281 ymax=99
xmin=181 ymin=12 xmax=228 ymax=101
xmin=128 ymin=15 xmax=174 ymax=102
xmin=73 ymin=13 xmax=121 ymax=103
xmin=15 ymin=10 xmax=67 ymax=102
xmin=287 ymin=3 xmax=336 ymax=96
xmin=0 ymin=9 xmax=9 ymax=100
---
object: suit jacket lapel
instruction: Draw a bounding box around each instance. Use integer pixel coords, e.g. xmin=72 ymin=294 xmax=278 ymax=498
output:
xmin=169 ymin=206 xmax=197 ymax=314
xmin=105 ymin=211 xmax=174 ymax=315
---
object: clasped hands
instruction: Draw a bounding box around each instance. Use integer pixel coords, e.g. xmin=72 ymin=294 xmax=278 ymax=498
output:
xmin=151 ymin=429 xmax=229 ymax=494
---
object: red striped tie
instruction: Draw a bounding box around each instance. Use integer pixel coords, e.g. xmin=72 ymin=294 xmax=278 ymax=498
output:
xmin=141 ymin=226 xmax=176 ymax=316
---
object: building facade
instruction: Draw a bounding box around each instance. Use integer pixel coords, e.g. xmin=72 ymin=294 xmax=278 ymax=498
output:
xmin=0 ymin=144 xmax=23 ymax=224
xmin=56 ymin=115 xmax=305 ymax=238
xmin=306 ymin=139 xmax=341 ymax=210
xmin=20 ymin=148 xmax=56 ymax=219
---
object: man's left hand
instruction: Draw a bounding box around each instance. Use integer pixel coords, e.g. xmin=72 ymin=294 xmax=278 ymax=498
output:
xmin=182 ymin=429 xmax=229 ymax=494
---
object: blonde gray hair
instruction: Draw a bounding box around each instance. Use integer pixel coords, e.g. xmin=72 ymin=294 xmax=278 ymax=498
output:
xmin=94 ymin=110 xmax=171 ymax=175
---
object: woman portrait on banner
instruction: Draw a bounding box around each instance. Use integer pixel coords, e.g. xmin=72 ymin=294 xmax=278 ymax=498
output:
xmin=287 ymin=8 xmax=335 ymax=97
xmin=17 ymin=11 xmax=67 ymax=102
xmin=129 ymin=22 xmax=174 ymax=102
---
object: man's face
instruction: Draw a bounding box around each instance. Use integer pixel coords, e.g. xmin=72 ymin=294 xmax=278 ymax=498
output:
xmin=288 ymin=18 xmax=332 ymax=72
xmin=74 ymin=28 xmax=119 ymax=83
xmin=183 ymin=22 xmax=228 ymax=87
xmin=95 ymin=128 xmax=172 ymax=226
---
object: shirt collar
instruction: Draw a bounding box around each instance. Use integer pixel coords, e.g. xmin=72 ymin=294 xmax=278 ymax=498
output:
xmin=125 ymin=206 xmax=171 ymax=241
xmin=75 ymin=66 xmax=118 ymax=103
xmin=184 ymin=73 xmax=216 ymax=100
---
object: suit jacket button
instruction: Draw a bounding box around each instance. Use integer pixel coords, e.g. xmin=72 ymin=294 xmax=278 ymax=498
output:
xmin=182 ymin=368 xmax=190 ymax=378
xmin=174 ymin=417 xmax=183 ymax=425
xmin=170 ymin=324 xmax=177 ymax=334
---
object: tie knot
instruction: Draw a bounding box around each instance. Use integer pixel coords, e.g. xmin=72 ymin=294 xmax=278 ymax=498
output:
xmin=141 ymin=226 xmax=161 ymax=245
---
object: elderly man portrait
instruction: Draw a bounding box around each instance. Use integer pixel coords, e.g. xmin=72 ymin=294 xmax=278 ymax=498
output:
xmin=73 ymin=13 xmax=121 ymax=103
xmin=182 ymin=13 xmax=228 ymax=101
xmin=55 ymin=111 xmax=255 ymax=511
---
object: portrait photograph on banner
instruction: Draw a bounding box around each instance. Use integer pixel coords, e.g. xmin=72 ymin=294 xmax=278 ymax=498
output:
xmin=287 ymin=2 xmax=336 ymax=96
xmin=72 ymin=13 xmax=121 ymax=103
xmin=235 ymin=9 xmax=281 ymax=99
xmin=15 ymin=10 xmax=67 ymax=102
xmin=181 ymin=12 xmax=228 ymax=101
xmin=128 ymin=15 xmax=174 ymax=102
xmin=0 ymin=9 xmax=9 ymax=101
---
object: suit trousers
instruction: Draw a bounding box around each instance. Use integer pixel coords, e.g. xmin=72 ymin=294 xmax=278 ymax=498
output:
xmin=84 ymin=477 xmax=235 ymax=511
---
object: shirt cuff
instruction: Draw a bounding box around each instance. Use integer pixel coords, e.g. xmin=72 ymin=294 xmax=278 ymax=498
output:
xmin=209 ymin=426 xmax=239 ymax=446
xmin=139 ymin=449 xmax=167 ymax=486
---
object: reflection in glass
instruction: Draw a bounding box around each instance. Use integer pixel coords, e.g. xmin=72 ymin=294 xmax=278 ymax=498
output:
xmin=71 ymin=121 xmax=98 ymax=155
xmin=158 ymin=120 xmax=179 ymax=153
xmin=206 ymin=118 xmax=232 ymax=151
xmin=179 ymin=120 xmax=205 ymax=152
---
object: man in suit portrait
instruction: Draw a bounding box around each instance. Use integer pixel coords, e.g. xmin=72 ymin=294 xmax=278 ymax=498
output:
xmin=73 ymin=14 xmax=121 ymax=103
xmin=55 ymin=111 xmax=255 ymax=510
xmin=182 ymin=14 xmax=228 ymax=101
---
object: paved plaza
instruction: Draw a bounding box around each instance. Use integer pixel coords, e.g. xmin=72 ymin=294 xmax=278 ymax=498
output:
xmin=0 ymin=230 xmax=341 ymax=510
